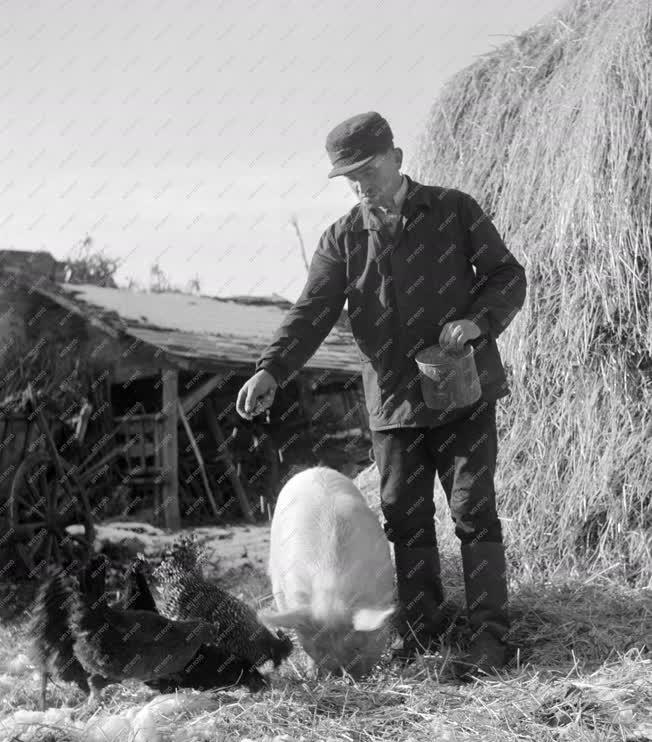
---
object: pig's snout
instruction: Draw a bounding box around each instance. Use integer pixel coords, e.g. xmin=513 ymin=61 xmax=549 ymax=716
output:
xmin=352 ymin=606 xmax=396 ymax=632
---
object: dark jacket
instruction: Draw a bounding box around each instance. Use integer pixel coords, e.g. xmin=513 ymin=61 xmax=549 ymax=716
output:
xmin=256 ymin=176 xmax=527 ymax=431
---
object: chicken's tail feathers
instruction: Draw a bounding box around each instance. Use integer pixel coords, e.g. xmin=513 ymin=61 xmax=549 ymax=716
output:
xmin=28 ymin=568 xmax=90 ymax=693
xmin=28 ymin=567 xmax=75 ymax=666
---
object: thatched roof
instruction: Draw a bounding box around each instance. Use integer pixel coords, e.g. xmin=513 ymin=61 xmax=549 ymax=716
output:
xmin=409 ymin=0 xmax=651 ymax=586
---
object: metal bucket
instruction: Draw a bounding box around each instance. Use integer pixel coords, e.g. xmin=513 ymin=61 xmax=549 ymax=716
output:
xmin=415 ymin=344 xmax=482 ymax=410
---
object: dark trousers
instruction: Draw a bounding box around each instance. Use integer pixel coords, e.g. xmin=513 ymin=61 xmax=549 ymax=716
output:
xmin=371 ymin=399 xmax=503 ymax=547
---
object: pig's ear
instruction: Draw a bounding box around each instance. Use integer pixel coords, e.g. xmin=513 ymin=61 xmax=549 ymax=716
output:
xmin=352 ymin=606 xmax=395 ymax=632
xmin=258 ymin=607 xmax=312 ymax=631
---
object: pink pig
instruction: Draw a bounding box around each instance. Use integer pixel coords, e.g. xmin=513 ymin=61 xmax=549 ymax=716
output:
xmin=258 ymin=467 xmax=396 ymax=678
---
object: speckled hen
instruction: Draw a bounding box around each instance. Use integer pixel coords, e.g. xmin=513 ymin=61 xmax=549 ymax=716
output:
xmin=123 ymin=554 xmax=267 ymax=693
xmin=152 ymin=535 xmax=293 ymax=669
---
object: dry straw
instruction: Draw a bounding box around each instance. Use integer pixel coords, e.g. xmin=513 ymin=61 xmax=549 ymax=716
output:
xmin=409 ymin=0 xmax=652 ymax=587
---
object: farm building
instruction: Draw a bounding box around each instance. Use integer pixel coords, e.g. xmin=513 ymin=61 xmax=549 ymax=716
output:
xmin=0 ymin=249 xmax=369 ymax=554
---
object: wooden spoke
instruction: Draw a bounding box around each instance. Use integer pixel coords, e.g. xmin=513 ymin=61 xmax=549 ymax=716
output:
xmin=58 ymin=474 xmax=77 ymax=504
xmin=43 ymin=532 xmax=53 ymax=564
xmin=53 ymin=473 xmax=67 ymax=510
xmin=11 ymin=489 xmax=45 ymax=518
xmin=26 ymin=476 xmax=44 ymax=505
xmin=20 ymin=466 xmax=47 ymax=512
xmin=38 ymin=464 xmax=50 ymax=506
xmin=52 ymin=534 xmax=62 ymax=564
xmin=25 ymin=528 xmax=48 ymax=567
xmin=57 ymin=492 xmax=80 ymax=528
xmin=16 ymin=542 xmax=35 ymax=574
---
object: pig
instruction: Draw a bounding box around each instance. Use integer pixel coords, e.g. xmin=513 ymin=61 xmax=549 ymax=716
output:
xmin=258 ymin=466 xmax=396 ymax=679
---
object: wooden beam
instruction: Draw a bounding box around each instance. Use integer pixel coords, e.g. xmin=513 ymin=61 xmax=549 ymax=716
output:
xmin=160 ymin=369 xmax=181 ymax=530
xmin=116 ymin=341 xmax=184 ymax=372
xmin=162 ymin=351 xmax=361 ymax=381
xmin=180 ymin=374 xmax=225 ymax=415
xmin=113 ymin=361 xmax=175 ymax=383
xmin=177 ymin=401 xmax=221 ymax=519
xmin=203 ymin=398 xmax=255 ymax=524
xmin=163 ymin=354 xmax=193 ymax=370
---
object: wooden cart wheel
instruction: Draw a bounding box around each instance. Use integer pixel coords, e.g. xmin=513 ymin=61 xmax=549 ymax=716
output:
xmin=9 ymin=450 xmax=95 ymax=575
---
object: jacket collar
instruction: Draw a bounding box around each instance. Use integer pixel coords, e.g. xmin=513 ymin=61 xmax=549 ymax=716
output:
xmin=345 ymin=175 xmax=431 ymax=233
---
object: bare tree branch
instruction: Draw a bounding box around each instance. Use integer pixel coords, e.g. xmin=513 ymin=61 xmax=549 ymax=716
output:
xmin=289 ymin=214 xmax=310 ymax=273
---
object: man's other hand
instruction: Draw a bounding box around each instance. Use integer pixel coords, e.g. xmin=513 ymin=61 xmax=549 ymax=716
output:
xmin=439 ymin=319 xmax=481 ymax=353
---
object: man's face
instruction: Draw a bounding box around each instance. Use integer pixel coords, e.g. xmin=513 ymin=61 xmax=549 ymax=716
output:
xmin=344 ymin=148 xmax=402 ymax=208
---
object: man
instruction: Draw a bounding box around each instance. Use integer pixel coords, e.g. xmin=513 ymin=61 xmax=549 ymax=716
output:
xmin=236 ymin=111 xmax=527 ymax=679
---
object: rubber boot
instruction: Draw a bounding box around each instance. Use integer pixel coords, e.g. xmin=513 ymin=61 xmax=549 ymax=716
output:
xmin=391 ymin=544 xmax=456 ymax=661
xmin=454 ymin=542 xmax=512 ymax=681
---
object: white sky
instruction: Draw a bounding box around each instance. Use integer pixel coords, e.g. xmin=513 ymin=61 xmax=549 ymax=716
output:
xmin=1 ymin=0 xmax=562 ymax=301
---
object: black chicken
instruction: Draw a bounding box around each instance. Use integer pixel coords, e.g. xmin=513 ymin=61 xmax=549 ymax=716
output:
xmin=121 ymin=553 xmax=158 ymax=612
xmin=69 ymin=554 xmax=224 ymax=703
xmin=122 ymin=554 xmax=267 ymax=693
xmin=152 ymin=535 xmax=293 ymax=669
xmin=28 ymin=564 xmax=90 ymax=710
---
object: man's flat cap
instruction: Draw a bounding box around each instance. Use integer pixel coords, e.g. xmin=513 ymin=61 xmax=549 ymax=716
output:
xmin=325 ymin=111 xmax=394 ymax=178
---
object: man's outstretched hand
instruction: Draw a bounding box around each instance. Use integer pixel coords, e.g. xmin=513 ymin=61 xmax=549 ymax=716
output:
xmin=236 ymin=369 xmax=278 ymax=420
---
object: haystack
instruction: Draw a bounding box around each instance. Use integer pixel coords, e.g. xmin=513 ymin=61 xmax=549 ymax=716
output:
xmin=403 ymin=0 xmax=651 ymax=586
